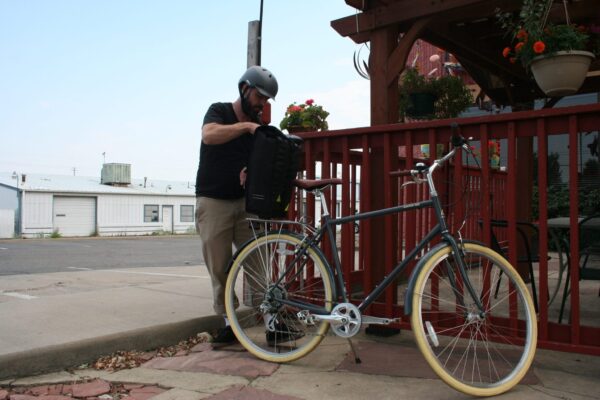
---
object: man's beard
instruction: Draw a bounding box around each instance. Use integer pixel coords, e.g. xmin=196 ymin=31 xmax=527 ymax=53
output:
xmin=240 ymin=88 xmax=263 ymax=123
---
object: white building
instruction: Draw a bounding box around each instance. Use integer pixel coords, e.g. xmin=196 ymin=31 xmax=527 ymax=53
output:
xmin=0 ymin=164 xmax=196 ymax=238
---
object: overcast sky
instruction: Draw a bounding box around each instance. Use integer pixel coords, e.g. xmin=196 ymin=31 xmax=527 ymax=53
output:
xmin=0 ymin=1 xmax=370 ymax=181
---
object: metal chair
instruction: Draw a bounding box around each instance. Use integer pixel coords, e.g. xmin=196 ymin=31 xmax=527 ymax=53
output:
xmin=481 ymin=219 xmax=543 ymax=313
xmin=559 ymin=214 xmax=600 ymax=323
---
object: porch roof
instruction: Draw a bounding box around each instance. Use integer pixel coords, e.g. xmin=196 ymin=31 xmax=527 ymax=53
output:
xmin=332 ymin=0 xmax=600 ymax=106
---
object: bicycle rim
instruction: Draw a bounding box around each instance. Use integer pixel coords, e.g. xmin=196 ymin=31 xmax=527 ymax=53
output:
xmin=225 ymin=232 xmax=333 ymax=363
xmin=411 ymin=242 xmax=537 ymax=397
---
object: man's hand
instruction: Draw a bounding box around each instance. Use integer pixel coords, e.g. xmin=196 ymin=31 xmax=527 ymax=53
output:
xmin=239 ymin=167 xmax=248 ymax=187
xmin=246 ymin=122 xmax=260 ymax=134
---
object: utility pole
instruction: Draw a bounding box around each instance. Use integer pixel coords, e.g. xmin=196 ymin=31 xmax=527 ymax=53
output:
xmin=247 ymin=0 xmax=264 ymax=68
xmin=246 ymin=0 xmax=270 ymax=124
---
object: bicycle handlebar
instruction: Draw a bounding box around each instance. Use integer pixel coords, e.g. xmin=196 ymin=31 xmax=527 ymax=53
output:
xmin=390 ymin=123 xmax=471 ymax=181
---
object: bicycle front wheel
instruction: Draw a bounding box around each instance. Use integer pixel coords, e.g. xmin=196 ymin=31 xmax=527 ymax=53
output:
xmin=411 ymin=242 xmax=537 ymax=397
xmin=225 ymin=232 xmax=334 ymax=363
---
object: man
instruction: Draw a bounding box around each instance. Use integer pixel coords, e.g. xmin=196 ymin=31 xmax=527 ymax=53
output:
xmin=194 ymin=66 xmax=277 ymax=343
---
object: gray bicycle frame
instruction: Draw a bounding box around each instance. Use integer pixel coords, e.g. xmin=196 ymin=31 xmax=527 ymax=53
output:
xmin=271 ymin=145 xmax=484 ymax=316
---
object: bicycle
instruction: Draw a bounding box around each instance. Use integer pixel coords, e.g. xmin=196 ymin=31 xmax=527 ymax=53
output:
xmin=225 ymin=125 xmax=537 ymax=397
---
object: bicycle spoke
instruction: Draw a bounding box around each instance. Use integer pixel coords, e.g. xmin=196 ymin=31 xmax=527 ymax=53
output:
xmin=412 ymin=243 xmax=537 ymax=396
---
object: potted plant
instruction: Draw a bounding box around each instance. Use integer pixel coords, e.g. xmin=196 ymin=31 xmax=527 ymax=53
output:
xmin=399 ymin=66 xmax=473 ymax=121
xmin=279 ymin=99 xmax=329 ymax=133
xmin=399 ymin=67 xmax=437 ymax=119
xmin=497 ymin=0 xmax=597 ymax=96
xmin=432 ymin=74 xmax=475 ymax=119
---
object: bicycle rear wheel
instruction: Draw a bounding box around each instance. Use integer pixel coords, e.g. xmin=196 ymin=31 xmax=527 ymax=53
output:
xmin=225 ymin=232 xmax=334 ymax=363
xmin=411 ymin=242 xmax=537 ymax=397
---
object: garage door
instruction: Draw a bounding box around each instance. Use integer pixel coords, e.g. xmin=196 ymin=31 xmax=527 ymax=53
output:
xmin=53 ymin=196 xmax=96 ymax=237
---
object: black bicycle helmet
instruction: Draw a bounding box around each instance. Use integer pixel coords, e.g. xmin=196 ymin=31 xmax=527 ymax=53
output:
xmin=238 ymin=66 xmax=278 ymax=99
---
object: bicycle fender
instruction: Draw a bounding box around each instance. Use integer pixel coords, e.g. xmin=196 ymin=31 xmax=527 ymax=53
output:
xmin=403 ymin=242 xmax=450 ymax=316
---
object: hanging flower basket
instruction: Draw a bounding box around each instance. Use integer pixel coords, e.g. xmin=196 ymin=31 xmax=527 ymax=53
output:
xmin=529 ymin=50 xmax=595 ymax=97
xmin=407 ymin=92 xmax=437 ymax=118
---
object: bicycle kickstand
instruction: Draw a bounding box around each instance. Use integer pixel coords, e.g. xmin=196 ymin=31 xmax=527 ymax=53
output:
xmin=346 ymin=338 xmax=362 ymax=364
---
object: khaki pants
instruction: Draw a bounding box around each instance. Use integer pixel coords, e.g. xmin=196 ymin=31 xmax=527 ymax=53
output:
xmin=195 ymin=197 xmax=255 ymax=315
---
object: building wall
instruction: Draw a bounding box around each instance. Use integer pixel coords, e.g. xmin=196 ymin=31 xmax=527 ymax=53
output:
xmin=0 ymin=209 xmax=15 ymax=238
xmin=97 ymin=193 xmax=196 ymax=236
xmin=18 ymin=191 xmax=196 ymax=238
xmin=22 ymin=192 xmax=54 ymax=237
xmin=0 ymin=185 xmax=17 ymax=209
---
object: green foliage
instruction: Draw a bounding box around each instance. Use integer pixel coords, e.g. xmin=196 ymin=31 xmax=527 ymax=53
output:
xmin=497 ymin=0 xmax=593 ymax=68
xmin=582 ymin=158 xmax=600 ymax=177
xmin=531 ymin=151 xmax=600 ymax=219
xmin=279 ymin=99 xmax=329 ymax=132
xmin=532 ymin=152 xmax=563 ymax=186
xmin=532 ymin=186 xmax=600 ymax=219
xmin=50 ymin=229 xmax=62 ymax=239
xmin=399 ymin=67 xmax=436 ymax=93
xmin=398 ymin=67 xmax=473 ymax=120
xmin=432 ymin=75 xmax=474 ymax=119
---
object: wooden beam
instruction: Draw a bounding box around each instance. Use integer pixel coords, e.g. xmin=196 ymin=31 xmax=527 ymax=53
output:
xmin=386 ymin=17 xmax=431 ymax=85
xmin=370 ymin=26 xmax=400 ymax=124
xmin=332 ymin=0 xmax=504 ymax=38
xmin=345 ymin=0 xmax=367 ymax=10
xmin=423 ymin=29 xmax=525 ymax=81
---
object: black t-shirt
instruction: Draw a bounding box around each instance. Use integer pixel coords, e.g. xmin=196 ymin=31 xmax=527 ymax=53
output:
xmin=195 ymin=102 xmax=254 ymax=199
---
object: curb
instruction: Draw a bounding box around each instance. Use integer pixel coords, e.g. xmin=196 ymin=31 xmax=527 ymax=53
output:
xmin=0 ymin=316 xmax=222 ymax=380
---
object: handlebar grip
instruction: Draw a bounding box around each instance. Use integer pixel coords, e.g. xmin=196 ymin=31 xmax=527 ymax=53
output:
xmin=450 ymin=122 xmax=465 ymax=147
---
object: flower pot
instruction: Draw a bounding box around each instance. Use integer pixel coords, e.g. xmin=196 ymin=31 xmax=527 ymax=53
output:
xmin=490 ymin=155 xmax=500 ymax=169
xmin=529 ymin=50 xmax=595 ymax=97
xmin=407 ymin=92 xmax=436 ymax=118
xmin=286 ymin=125 xmax=313 ymax=134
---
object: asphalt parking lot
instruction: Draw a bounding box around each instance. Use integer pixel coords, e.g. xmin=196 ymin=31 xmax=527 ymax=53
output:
xmin=0 ymin=235 xmax=203 ymax=276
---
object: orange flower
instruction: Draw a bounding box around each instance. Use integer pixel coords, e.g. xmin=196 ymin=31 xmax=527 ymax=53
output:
xmin=533 ymin=41 xmax=546 ymax=54
xmin=502 ymin=47 xmax=511 ymax=58
xmin=515 ymin=42 xmax=525 ymax=52
xmin=516 ymin=29 xmax=528 ymax=40
xmin=509 ymin=57 xmax=517 ymax=64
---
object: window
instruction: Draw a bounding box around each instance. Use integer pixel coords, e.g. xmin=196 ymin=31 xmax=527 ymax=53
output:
xmin=144 ymin=205 xmax=159 ymax=222
xmin=180 ymin=205 xmax=194 ymax=222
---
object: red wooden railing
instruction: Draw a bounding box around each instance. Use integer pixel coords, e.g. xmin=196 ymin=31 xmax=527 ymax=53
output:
xmin=290 ymin=103 xmax=600 ymax=355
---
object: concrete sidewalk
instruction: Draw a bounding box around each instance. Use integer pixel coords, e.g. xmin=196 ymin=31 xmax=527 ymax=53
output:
xmin=1 ymin=266 xmax=599 ymax=399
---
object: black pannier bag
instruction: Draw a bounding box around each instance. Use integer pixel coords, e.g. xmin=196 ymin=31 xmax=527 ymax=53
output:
xmin=245 ymin=125 xmax=303 ymax=219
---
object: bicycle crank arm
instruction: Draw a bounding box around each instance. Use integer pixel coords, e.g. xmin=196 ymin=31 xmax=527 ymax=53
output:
xmin=297 ymin=311 xmax=349 ymax=326
xmin=361 ymin=316 xmax=400 ymax=325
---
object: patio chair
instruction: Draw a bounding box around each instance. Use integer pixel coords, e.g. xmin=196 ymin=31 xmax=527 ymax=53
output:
xmin=558 ymin=214 xmax=600 ymax=323
xmin=480 ymin=219 xmax=543 ymax=312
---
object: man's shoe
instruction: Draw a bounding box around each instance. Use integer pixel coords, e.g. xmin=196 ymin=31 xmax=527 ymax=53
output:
xmin=266 ymin=323 xmax=304 ymax=346
xmin=212 ymin=326 xmax=237 ymax=344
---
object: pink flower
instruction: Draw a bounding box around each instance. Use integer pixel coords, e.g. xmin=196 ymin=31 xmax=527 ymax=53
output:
xmin=305 ymin=99 xmax=314 ymax=106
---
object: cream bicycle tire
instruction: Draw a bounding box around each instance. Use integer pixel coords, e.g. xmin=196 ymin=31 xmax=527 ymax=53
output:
xmin=411 ymin=242 xmax=537 ymax=396
xmin=225 ymin=232 xmax=334 ymax=363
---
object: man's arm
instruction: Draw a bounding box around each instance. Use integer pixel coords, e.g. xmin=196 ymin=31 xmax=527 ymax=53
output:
xmin=202 ymin=122 xmax=260 ymax=145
